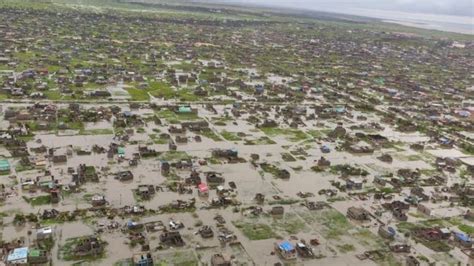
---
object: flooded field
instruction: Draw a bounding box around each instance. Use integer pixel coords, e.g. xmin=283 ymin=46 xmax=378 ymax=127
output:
xmin=0 ymin=100 xmax=472 ymax=265
xmin=0 ymin=0 xmax=473 ymax=265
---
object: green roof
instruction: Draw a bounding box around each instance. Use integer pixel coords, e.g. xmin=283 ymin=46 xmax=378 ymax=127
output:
xmin=118 ymin=147 xmax=125 ymax=155
xmin=0 ymin=159 xmax=10 ymax=171
xmin=178 ymin=106 xmax=192 ymax=113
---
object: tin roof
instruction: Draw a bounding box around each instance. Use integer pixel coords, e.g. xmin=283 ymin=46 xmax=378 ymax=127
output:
xmin=0 ymin=159 xmax=10 ymax=171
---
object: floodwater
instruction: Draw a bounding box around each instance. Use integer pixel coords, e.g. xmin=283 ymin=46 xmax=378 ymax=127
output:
xmin=0 ymin=101 xmax=472 ymax=265
xmin=311 ymin=6 xmax=474 ymax=35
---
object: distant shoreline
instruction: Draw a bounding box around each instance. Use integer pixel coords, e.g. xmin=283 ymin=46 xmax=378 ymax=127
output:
xmin=308 ymin=6 xmax=474 ymax=35
xmin=197 ymin=1 xmax=474 ymax=35
xmin=382 ymin=19 xmax=473 ymax=35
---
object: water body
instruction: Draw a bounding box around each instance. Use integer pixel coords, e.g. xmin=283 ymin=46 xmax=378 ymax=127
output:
xmin=308 ymin=6 xmax=474 ymax=35
xmin=208 ymin=0 xmax=473 ymax=35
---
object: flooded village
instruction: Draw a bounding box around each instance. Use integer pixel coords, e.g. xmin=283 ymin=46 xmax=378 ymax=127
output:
xmin=0 ymin=0 xmax=474 ymax=265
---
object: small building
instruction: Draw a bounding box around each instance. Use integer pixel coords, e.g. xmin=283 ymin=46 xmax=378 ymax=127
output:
xmin=91 ymin=195 xmax=107 ymax=207
xmin=295 ymin=242 xmax=314 ymax=258
xmin=210 ymin=253 xmax=231 ymax=266
xmin=454 ymin=232 xmax=473 ymax=248
xmin=392 ymin=208 xmax=408 ymax=221
xmin=118 ymin=147 xmax=125 ymax=157
xmin=320 ymin=144 xmax=331 ymax=153
xmin=132 ymin=253 xmax=153 ymax=266
xmin=7 ymin=247 xmax=28 ymax=265
xmin=116 ymin=171 xmax=133 ymax=181
xmin=346 ymin=177 xmax=363 ymax=190
xmin=137 ymin=185 xmax=155 ymax=199
xmin=198 ymin=183 xmax=209 ymax=197
xmin=37 ymin=227 xmax=53 ymax=240
xmin=160 ymin=231 xmax=185 ymax=247
xmin=271 ymin=206 xmax=284 ymax=215
xmin=274 ymin=241 xmax=297 ymax=260
xmin=406 ymin=255 xmax=420 ymax=266
xmin=378 ymin=225 xmax=396 ymax=239
xmin=347 ymin=207 xmax=370 ymax=221
xmin=212 ymin=148 xmax=238 ymax=159
xmin=389 ymin=244 xmax=410 ymax=253
xmin=52 ymin=155 xmax=67 ymax=164
xmin=177 ymin=106 xmax=195 ymax=114
xmin=161 ymin=161 xmax=170 ymax=175
xmin=0 ymin=159 xmax=10 ymax=173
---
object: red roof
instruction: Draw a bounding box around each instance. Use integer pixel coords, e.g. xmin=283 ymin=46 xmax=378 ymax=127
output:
xmin=198 ymin=183 xmax=208 ymax=192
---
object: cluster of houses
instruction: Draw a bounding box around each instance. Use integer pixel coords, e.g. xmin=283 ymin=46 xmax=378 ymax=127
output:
xmin=0 ymin=1 xmax=473 ymax=265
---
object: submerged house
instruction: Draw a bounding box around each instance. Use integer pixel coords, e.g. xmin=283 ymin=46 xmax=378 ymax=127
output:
xmin=6 ymin=247 xmax=28 ymax=265
xmin=274 ymin=241 xmax=297 ymax=260
xmin=454 ymin=232 xmax=473 ymax=248
xmin=347 ymin=207 xmax=370 ymax=221
xmin=132 ymin=253 xmax=153 ymax=266
xmin=73 ymin=236 xmax=105 ymax=257
xmin=211 ymin=253 xmax=231 ymax=266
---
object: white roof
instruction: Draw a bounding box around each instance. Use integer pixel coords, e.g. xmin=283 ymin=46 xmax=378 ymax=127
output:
xmin=459 ymin=157 xmax=474 ymax=166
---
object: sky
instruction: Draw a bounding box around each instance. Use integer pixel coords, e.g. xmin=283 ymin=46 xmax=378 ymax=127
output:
xmin=211 ymin=0 xmax=474 ymax=17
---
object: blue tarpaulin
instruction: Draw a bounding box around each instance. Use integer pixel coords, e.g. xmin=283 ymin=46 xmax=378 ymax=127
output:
xmin=279 ymin=241 xmax=294 ymax=252
xmin=455 ymin=232 xmax=471 ymax=243
xmin=7 ymin=247 xmax=28 ymax=263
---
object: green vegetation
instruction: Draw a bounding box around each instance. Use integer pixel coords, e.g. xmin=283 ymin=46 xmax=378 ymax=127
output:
xmin=281 ymin=152 xmax=296 ymax=162
xmin=59 ymin=236 xmax=107 ymax=261
xmin=79 ymin=128 xmax=114 ymax=135
xmin=125 ymin=87 xmax=150 ymax=101
xmin=233 ymin=220 xmax=277 ymax=240
xmin=337 ymin=244 xmax=355 ymax=253
xmin=158 ymin=151 xmax=191 ymax=161
xmin=260 ymin=127 xmax=308 ymax=142
xmin=244 ymin=136 xmax=276 ymax=145
xmin=271 ymin=214 xmax=308 ymax=234
xmin=307 ymin=129 xmax=331 ymax=139
xmin=220 ymin=130 xmax=242 ymax=141
xmin=352 ymin=229 xmax=385 ymax=249
xmin=298 ymin=208 xmax=352 ymax=240
xmin=23 ymin=195 xmax=52 ymax=206
xmin=458 ymin=224 xmax=474 ymax=234
xmin=148 ymin=133 xmax=169 ymax=144
xmin=156 ymin=109 xmax=199 ymax=123
xmin=200 ymin=129 xmax=223 ymax=141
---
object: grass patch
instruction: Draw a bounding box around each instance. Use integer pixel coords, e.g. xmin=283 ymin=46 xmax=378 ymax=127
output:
xmin=79 ymin=128 xmax=114 ymax=135
xmin=43 ymin=90 xmax=62 ymax=100
xmin=156 ymin=109 xmax=199 ymax=123
xmin=158 ymin=151 xmax=190 ymax=161
xmin=298 ymin=208 xmax=352 ymax=240
xmin=149 ymin=133 xmax=169 ymax=144
xmin=59 ymin=236 xmax=107 ymax=261
xmin=260 ymin=127 xmax=308 ymax=142
xmin=281 ymin=153 xmax=296 ymax=162
xmin=458 ymin=224 xmax=474 ymax=234
xmin=244 ymin=136 xmax=276 ymax=145
xmin=23 ymin=195 xmax=51 ymax=206
xmin=352 ymin=229 xmax=385 ymax=249
xmin=200 ymin=129 xmax=223 ymax=141
xmin=220 ymin=131 xmax=242 ymax=141
xmin=337 ymin=244 xmax=355 ymax=253
xmin=125 ymin=87 xmax=150 ymax=101
xmin=271 ymin=214 xmax=308 ymax=234
xmin=307 ymin=129 xmax=331 ymax=139
xmin=233 ymin=220 xmax=277 ymax=240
